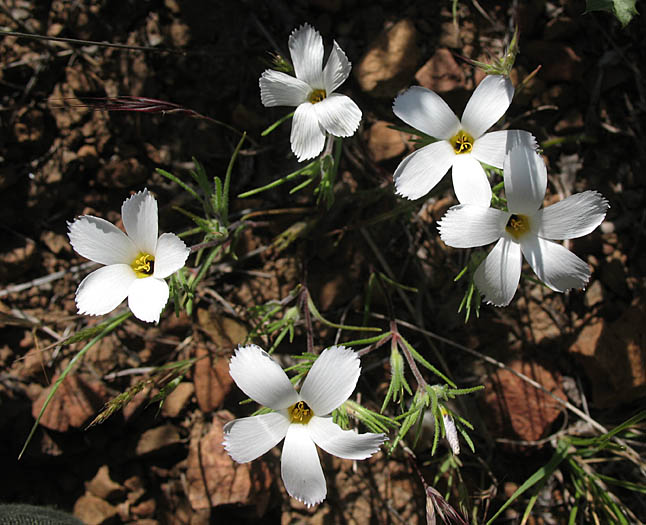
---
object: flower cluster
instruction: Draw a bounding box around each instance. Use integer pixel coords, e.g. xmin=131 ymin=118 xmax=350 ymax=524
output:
xmin=61 ymin=22 xmax=611 ymax=510
xmin=437 ymin=146 xmax=608 ymax=305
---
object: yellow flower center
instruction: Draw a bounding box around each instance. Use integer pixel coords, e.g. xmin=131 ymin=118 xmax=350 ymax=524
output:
xmin=131 ymin=253 xmax=155 ymax=278
xmin=288 ymin=400 xmax=314 ymax=424
xmin=505 ymin=214 xmax=531 ymax=240
xmin=450 ymin=130 xmax=474 ymax=154
xmin=308 ymin=89 xmax=326 ymax=104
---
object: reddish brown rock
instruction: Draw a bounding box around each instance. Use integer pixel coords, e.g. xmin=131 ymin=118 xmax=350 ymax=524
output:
xmin=32 ymin=374 xmax=109 ymax=432
xmin=186 ymin=412 xmax=272 ymax=513
xmin=366 ymin=120 xmax=407 ymax=162
xmin=135 ymin=424 xmax=182 ymax=456
xmin=482 ymin=360 xmax=565 ymax=442
xmin=193 ymin=345 xmax=234 ymax=412
xmin=569 ymin=306 xmax=646 ymax=408
xmin=73 ymin=493 xmax=119 ymax=525
xmin=86 ymin=465 xmax=126 ymax=501
xmin=161 ymin=381 xmax=194 ymax=417
xmin=194 ymin=309 xmax=248 ymax=412
xmin=415 ymin=48 xmax=466 ymax=92
xmin=355 ymin=19 xmax=420 ymax=98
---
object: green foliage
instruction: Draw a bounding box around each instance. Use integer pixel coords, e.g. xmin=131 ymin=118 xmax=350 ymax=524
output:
xmin=464 ymin=27 xmax=520 ymax=77
xmin=486 ymin=411 xmax=646 ymax=524
xmin=585 ymin=0 xmax=638 ymax=26
xmin=240 ymin=126 xmax=343 ymax=209
xmin=388 ymin=383 xmax=481 ymax=454
xmin=454 ymin=251 xmax=486 ymax=322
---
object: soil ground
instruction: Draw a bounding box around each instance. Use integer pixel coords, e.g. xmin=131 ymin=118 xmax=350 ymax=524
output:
xmin=1 ymin=1 xmax=645 ymax=524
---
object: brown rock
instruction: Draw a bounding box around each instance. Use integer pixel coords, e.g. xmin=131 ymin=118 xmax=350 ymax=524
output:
xmin=0 ymin=237 xmax=37 ymax=281
xmin=197 ymin=308 xmax=248 ymax=348
xmin=482 ymin=360 xmax=565 ymax=442
xmin=194 ymin=309 xmax=247 ymax=411
xmin=96 ymin=158 xmax=148 ymax=188
xmin=161 ymin=381 xmax=194 ymax=417
xmin=131 ymin=498 xmax=156 ymax=518
xmin=366 ymin=120 xmax=407 ymax=162
xmin=415 ymin=48 xmax=466 ymax=92
xmin=41 ymin=230 xmax=71 ymax=255
xmin=186 ymin=412 xmax=272 ymax=513
xmin=32 ymin=374 xmax=109 ymax=432
xmin=355 ymin=19 xmax=420 ymax=98
xmin=135 ymin=424 xmax=182 ymax=456
xmin=584 ymin=280 xmax=604 ymax=308
xmin=569 ymin=306 xmax=646 ymax=407
xmin=86 ymin=465 xmax=125 ymax=501
xmin=193 ymin=345 xmax=233 ymax=412
xmin=73 ymin=493 xmax=119 ymax=525
xmin=13 ymin=107 xmax=45 ymax=146
xmin=525 ymin=298 xmax=561 ymax=344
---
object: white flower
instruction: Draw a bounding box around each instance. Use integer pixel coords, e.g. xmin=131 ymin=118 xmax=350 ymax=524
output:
xmin=438 ymin=146 xmax=609 ymax=306
xmin=259 ymin=23 xmax=362 ymax=162
xmin=223 ymin=344 xmax=386 ymax=507
xmin=441 ymin=409 xmax=460 ymax=455
xmin=392 ymin=75 xmax=536 ymax=205
xmin=68 ymin=189 xmax=189 ymax=323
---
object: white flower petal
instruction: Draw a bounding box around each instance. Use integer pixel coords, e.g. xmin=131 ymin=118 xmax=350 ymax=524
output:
xmin=259 ymin=69 xmax=311 ymax=107
xmin=438 ymin=204 xmax=507 ymax=248
xmin=68 ymin=216 xmax=138 ymax=265
xmin=290 ymin=102 xmax=326 ymax=162
xmin=75 ymin=264 xmax=136 ymax=316
xmin=313 ymin=93 xmax=361 ymax=137
xmin=300 ymin=346 xmax=359 ymax=416
xmin=461 ymin=75 xmax=514 ymax=139
xmin=442 ymin=413 xmax=460 ymax=455
xmin=127 ymin=276 xmax=169 ymax=323
xmin=451 ymin=154 xmax=492 ymax=206
xmin=153 ymin=232 xmax=189 ymax=279
xmin=281 ymin=423 xmax=326 ymax=507
xmin=471 ymin=130 xmax=537 ymax=169
xmin=521 ymin=236 xmax=591 ymax=292
xmin=223 ymin=412 xmax=291 ymax=463
xmin=474 ymin=237 xmax=522 ymax=306
xmin=229 ymin=345 xmax=299 ymax=410
xmin=393 ymin=141 xmax=455 ymax=200
xmin=504 ymin=145 xmax=547 ymax=214
xmin=393 ymin=86 xmax=461 ymax=139
xmin=537 ymin=191 xmax=609 ymax=240
xmin=121 ymin=189 xmax=158 ymax=255
xmin=289 ymin=24 xmax=324 ymax=87
xmin=307 ymin=416 xmax=385 ymax=460
xmin=322 ymin=40 xmax=351 ymax=93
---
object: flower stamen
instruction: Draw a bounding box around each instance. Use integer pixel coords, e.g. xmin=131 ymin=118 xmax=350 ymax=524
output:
xmin=505 ymin=214 xmax=531 ymax=240
xmin=308 ymin=89 xmax=326 ymax=104
xmin=450 ymin=130 xmax=474 ymax=154
xmin=288 ymin=400 xmax=314 ymax=424
xmin=131 ymin=253 xmax=155 ymax=278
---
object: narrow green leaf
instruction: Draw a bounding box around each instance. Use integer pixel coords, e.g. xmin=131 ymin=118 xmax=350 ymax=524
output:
xmin=19 ymin=311 xmax=131 ymax=459
xmin=485 ymin=441 xmax=570 ymax=525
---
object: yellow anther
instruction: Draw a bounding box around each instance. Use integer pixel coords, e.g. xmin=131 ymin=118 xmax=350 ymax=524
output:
xmin=131 ymin=253 xmax=155 ymax=278
xmin=288 ymin=400 xmax=314 ymax=424
xmin=308 ymin=89 xmax=326 ymax=104
xmin=505 ymin=214 xmax=531 ymax=240
xmin=450 ymin=130 xmax=474 ymax=154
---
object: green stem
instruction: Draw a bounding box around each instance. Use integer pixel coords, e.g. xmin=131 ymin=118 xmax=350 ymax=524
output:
xmin=18 ymin=311 xmax=131 ymax=460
